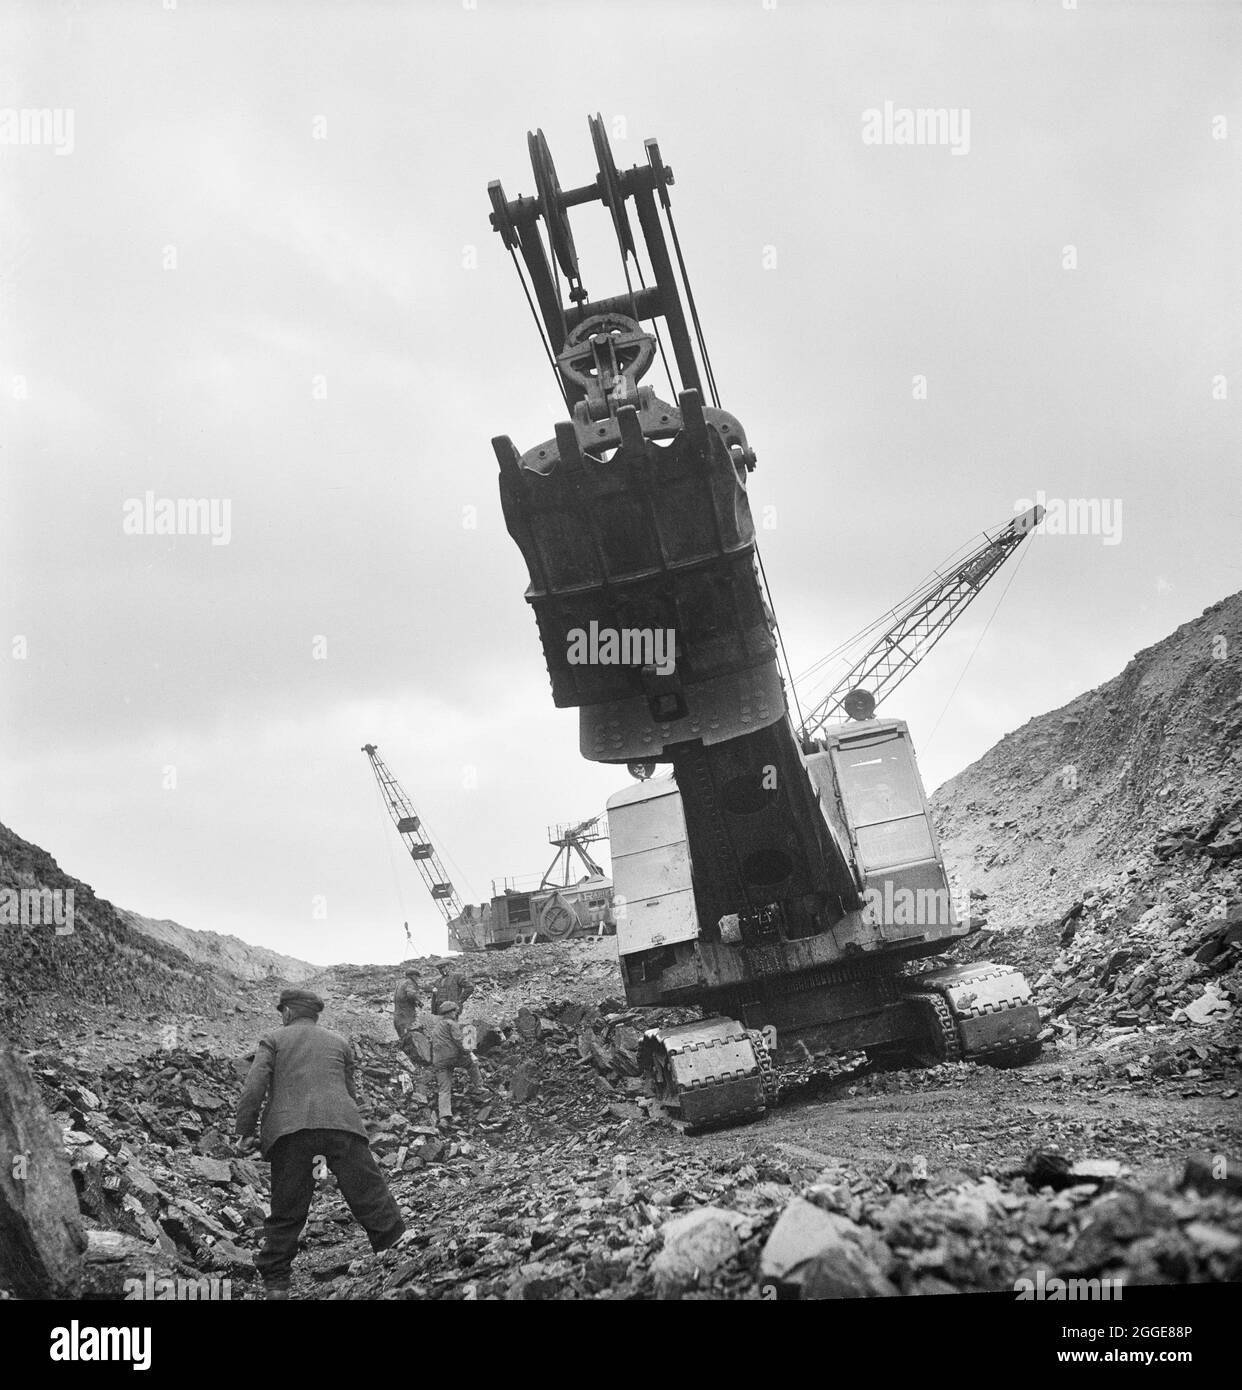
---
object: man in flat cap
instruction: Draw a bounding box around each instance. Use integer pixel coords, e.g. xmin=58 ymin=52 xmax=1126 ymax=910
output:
xmin=393 ymin=968 xmax=431 ymax=1065
xmin=428 ymin=999 xmax=486 ymax=1129
xmin=234 ymin=987 xmax=406 ymax=1299
xmin=430 ymin=962 xmax=475 ymax=1017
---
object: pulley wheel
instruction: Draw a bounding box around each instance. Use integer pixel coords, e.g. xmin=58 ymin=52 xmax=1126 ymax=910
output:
xmin=528 ymin=128 xmax=580 ymax=282
xmin=589 ymin=112 xmax=635 ymax=258
xmin=487 ymin=179 xmax=518 ymax=250
xmin=557 ymin=312 xmax=655 ymax=392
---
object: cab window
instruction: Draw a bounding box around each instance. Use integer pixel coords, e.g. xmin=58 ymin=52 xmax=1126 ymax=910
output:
xmin=833 ymin=735 xmax=925 ymax=827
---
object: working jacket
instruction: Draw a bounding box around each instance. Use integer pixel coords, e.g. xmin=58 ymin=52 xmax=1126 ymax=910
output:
xmin=234 ymin=1018 xmax=369 ymax=1156
xmin=393 ymin=979 xmax=422 ymax=1036
xmin=430 ymin=972 xmax=474 ymax=1014
xmin=427 ymin=1014 xmax=471 ymax=1068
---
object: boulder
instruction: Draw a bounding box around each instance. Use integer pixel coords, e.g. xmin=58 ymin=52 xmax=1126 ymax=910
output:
xmin=188 ymin=1156 xmax=233 ymax=1185
xmin=760 ymin=1196 xmax=896 ymax=1297
xmin=651 ymin=1205 xmax=744 ymax=1294
xmin=80 ymin=1229 xmax=179 ymax=1300
xmin=1180 ymin=985 xmax=1232 ymax=1026
xmin=0 ymin=1045 xmax=86 ymax=1297
xmin=205 ymin=1237 xmax=254 ymax=1271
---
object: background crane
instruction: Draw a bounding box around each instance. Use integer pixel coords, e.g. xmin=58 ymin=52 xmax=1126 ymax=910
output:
xmin=361 ymin=743 xmax=477 ymax=949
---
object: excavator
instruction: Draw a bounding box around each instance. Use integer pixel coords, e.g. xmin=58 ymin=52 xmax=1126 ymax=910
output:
xmin=488 ymin=117 xmax=1043 ymax=1127
xmin=363 ymin=744 xmax=616 ymax=952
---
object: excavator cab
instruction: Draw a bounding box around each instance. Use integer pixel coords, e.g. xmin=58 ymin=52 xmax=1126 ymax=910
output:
xmin=807 ymin=718 xmax=966 ymax=947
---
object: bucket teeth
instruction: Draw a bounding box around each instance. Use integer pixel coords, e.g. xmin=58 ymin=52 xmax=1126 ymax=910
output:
xmin=617 ymin=404 xmax=645 ymax=457
xmin=554 ymin=421 xmax=584 ymax=473
xmin=492 ymin=435 xmax=523 ymax=478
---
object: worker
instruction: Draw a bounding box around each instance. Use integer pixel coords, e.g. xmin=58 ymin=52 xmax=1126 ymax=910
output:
xmin=393 ymin=969 xmax=422 ymax=1035
xmin=234 ymin=988 xmax=407 ymax=1299
xmin=428 ymin=1000 xmax=485 ymax=1128
xmin=430 ymin=962 xmax=475 ymax=1015
xmin=393 ymin=969 xmax=430 ymax=1064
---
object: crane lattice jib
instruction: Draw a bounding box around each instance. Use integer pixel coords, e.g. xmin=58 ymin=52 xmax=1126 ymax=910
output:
xmin=798 ymin=505 xmax=1043 ymax=741
xmin=361 ymin=744 xmax=464 ymax=923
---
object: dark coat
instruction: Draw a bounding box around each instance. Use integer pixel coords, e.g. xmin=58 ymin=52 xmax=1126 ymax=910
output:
xmin=393 ymin=979 xmax=422 ymax=1036
xmin=234 ymin=1018 xmax=369 ymax=1156
xmin=430 ymin=972 xmax=474 ymax=1015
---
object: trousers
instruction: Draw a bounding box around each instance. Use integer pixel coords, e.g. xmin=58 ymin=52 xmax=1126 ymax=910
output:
xmin=435 ymin=1055 xmax=482 ymax=1119
xmin=255 ymin=1128 xmax=405 ymax=1288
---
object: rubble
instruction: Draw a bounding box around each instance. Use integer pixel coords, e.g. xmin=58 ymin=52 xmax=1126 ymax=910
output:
xmin=80 ymin=1230 xmax=181 ymax=1300
xmin=3 ymin=668 xmax=1240 ymax=1304
xmin=948 ymin=809 xmax=1241 ymax=1053
xmin=3 ymin=944 xmax=1240 ymax=1303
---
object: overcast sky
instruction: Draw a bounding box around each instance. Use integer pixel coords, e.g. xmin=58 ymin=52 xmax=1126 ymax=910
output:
xmin=2 ymin=1 xmax=1239 ymax=967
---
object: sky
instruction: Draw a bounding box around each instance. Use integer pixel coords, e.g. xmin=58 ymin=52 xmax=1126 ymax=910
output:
xmin=2 ymin=0 xmax=1239 ymax=966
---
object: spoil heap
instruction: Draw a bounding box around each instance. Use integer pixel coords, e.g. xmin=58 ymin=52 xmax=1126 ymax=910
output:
xmin=934 ymin=591 xmax=1242 ymax=926
xmin=0 ymin=823 xmax=227 ymax=1039
xmin=949 ymin=807 xmax=1240 ymax=1057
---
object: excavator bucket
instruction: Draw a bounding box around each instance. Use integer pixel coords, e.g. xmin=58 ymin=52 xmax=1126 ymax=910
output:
xmin=496 ymin=389 xmax=784 ymax=764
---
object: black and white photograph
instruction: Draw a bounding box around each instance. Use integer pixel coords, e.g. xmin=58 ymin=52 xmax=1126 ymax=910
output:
xmin=1 ymin=0 xmax=1239 ymax=1357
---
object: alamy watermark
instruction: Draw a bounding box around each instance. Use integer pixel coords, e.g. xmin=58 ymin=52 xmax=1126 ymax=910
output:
xmin=861 ymin=882 xmax=969 ymax=928
xmin=1014 ymin=490 xmax=1122 ymax=545
xmin=0 ymin=887 xmax=74 ymax=934
xmin=0 ymin=107 xmax=75 ymax=155
xmin=123 ymin=491 xmax=232 ymax=546
xmin=861 ymin=102 xmax=970 ymax=156
xmin=49 ymin=1325 xmax=150 ymax=1371
xmin=1014 ymin=1266 xmax=1123 ymax=1300
xmin=566 ymin=620 xmax=675 ymax=676
xmin=123 ymin=1271 xmax=232 ymax=1300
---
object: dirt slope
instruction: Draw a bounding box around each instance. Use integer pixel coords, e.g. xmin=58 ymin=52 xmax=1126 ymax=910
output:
xmin=933 ymin=590 xmax=1242 ymax=928
xmin=0 ymin=823 xmax=228 ymax=1042
xmin=119 ymin=909 xmax=318 ymax=985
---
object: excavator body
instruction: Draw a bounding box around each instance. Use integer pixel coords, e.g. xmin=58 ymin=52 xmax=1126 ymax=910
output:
xmin=448 ymin=876 xmax=616 ymax=952
xmin=489 ymin=118 xmax=1041 ymax=1126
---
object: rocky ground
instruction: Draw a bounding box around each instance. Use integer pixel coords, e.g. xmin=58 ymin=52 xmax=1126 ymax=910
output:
xmin=2 ymin=593 xmax=1240 ymax=1301
xmin=9 ymin=917 xmax=1239 ymax=1301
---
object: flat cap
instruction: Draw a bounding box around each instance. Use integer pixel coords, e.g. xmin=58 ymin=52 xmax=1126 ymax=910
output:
xmin=276 ymin=988 xmax=324 ymax=1014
